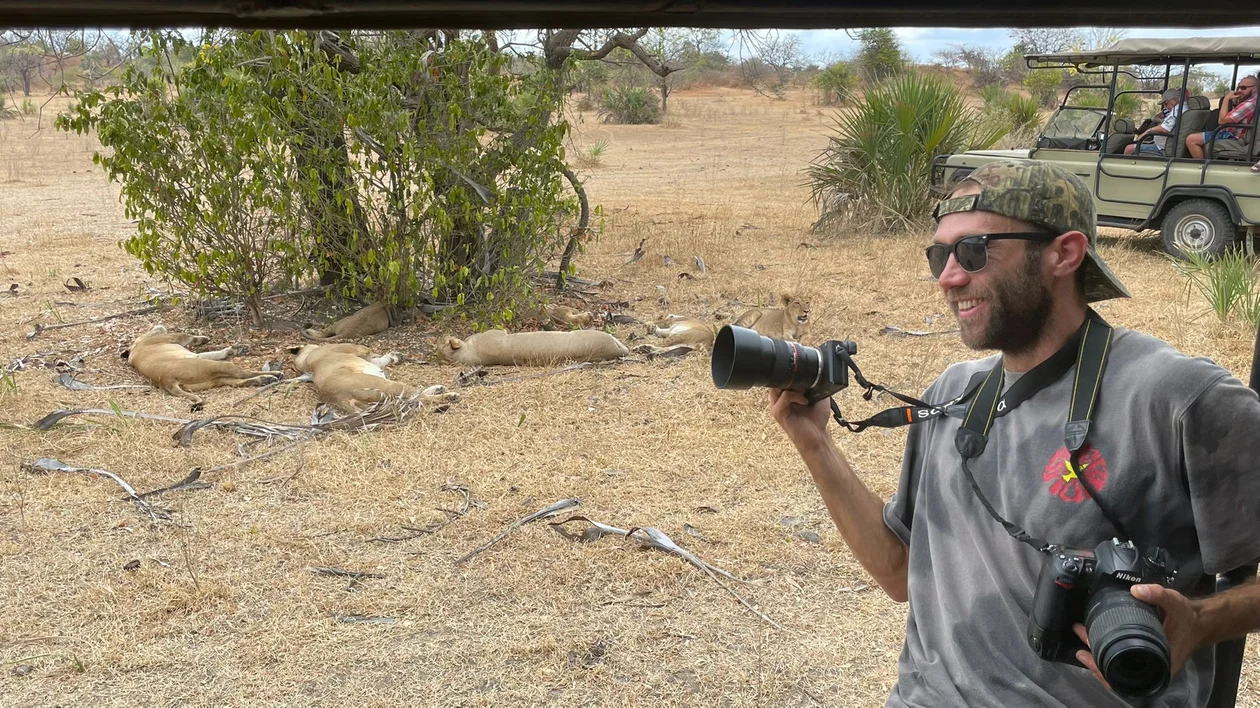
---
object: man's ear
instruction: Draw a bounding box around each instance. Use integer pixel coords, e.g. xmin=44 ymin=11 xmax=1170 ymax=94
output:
xmin=446 ymin=337 xmax=462 ymax=350
xmin=1050 ymin=230 xmax=1090 ymax=278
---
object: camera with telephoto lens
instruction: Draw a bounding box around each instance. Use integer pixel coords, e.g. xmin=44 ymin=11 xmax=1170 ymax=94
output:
xmin=710 ymin=324 xmax=858 ymax=404
xmin=1028 ymin=537 xmax=1179 ymax=699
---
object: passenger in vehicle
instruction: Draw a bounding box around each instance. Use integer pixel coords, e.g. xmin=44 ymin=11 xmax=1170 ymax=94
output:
xmin=1186 ymin=75 xmax=1258 ymax=159
xmin=1124 ymin=88 xmax=1185 ymax=156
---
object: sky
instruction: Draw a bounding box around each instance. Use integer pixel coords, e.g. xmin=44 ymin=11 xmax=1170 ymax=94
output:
xmin=777 ymin=26 xmax=1260 ymax=64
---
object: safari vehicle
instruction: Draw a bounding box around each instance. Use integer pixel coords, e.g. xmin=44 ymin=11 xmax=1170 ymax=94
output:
xmin=931 ymin=38 xmax=1260 ymax=259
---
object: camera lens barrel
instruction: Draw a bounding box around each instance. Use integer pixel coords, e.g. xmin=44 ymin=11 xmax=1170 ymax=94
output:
xmin=1084 ymin=584 xmax=1172 ymax=698
xmin=712 ymin=325 xmax=823 ymax=393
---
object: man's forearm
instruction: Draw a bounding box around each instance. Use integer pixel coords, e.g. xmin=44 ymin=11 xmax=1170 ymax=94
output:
xmin=1193 ymin=579 xmax=1260 ymax=646
xmin=796 ymin=436 xmax=909 ymax=602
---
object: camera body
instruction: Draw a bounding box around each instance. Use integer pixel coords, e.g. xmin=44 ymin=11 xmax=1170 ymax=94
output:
xmin=1028 ymin=537 xmax=1178 ymax=698
xmin=711 ymin=324 xmax=858 ymax=404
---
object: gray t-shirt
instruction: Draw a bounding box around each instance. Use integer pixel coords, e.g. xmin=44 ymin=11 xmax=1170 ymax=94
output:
xmin=881 ymin=327 xmax=1260 ymax=707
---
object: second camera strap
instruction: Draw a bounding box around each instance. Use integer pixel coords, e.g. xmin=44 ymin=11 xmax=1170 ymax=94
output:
xmin=831 ymin=309 xmax=1126 ymax=553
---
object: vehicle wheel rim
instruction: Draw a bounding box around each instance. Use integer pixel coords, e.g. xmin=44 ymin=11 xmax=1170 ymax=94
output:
xmin=1175 ymin=215 xmax=1216 ymax=253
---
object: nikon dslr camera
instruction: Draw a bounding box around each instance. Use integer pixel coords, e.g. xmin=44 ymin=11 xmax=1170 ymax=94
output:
xmin=710 ymin=325 xmax=857 ymax=404
xmin=1028 ymin=537 xmax=1179 ymax=698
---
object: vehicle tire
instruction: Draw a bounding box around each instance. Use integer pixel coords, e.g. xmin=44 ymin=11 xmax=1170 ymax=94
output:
xmin=1161 ymin=199 xmax=1235 ymax=260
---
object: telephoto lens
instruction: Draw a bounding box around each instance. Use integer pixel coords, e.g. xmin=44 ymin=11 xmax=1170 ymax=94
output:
xmin=711 ymin=325 xmax=825 ymax=395
xmin=1084 ymin=583 xmax=1172 ymax=698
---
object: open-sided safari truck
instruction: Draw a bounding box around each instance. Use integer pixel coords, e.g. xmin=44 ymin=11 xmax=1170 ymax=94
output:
xmin=931 ymin=38 xmax=1260 ymax=259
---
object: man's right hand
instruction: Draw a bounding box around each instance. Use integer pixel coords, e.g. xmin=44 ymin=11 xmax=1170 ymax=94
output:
xmin=768 ymin=388 xmax=833 ymax=453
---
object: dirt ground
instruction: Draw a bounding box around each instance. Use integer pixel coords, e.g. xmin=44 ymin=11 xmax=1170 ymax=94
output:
xmin=1 ymin=86 xmax=1256 ymax=707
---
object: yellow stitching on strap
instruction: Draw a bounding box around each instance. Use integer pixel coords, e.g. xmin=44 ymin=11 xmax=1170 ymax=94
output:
xmin=1087 ymin=328 xmax=1112 ymax=420
xmin=964 ymin=364 xmax=999 ymax=428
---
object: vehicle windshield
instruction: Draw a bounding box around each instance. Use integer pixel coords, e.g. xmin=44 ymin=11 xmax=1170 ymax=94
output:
xmin=1041 ymin=106 xmax=1107 ymax=142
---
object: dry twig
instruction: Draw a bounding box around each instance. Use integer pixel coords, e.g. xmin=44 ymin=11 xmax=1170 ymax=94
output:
xmin=549 ymin=515 xmax=782 ymax=630
xmin=25 ymin=304 xmax=162 ymax=339
xmin=455 ymin=498 xmax=580 ymax=565
xmin=33 ymin=394 xmax=445 ymax=447
xmin=308 ymin=566 xmax=386 ymax=580
xmin=22 ymin=457 xmax=170 ymax=521
xmin=369 ymin=485 xmax=484 ymax=543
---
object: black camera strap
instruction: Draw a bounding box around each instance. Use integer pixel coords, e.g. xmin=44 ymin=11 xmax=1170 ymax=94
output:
xmin=830 ymin=309 xmax=1130 ymax=553
xmin=954 ymin=311 xmax=1130 ymax=553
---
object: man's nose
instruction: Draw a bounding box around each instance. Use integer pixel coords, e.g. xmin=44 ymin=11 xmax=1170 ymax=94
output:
xmin=936 ymin=253 xmax=970 ymax=291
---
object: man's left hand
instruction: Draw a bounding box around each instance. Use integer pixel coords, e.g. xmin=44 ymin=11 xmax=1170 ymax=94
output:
xmin=1073 ymin=584 xmax=1203 ymax=688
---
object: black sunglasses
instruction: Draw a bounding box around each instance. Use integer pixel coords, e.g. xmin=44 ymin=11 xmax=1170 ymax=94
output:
xmin=925 ymin=232 xmax=1059 ymax=279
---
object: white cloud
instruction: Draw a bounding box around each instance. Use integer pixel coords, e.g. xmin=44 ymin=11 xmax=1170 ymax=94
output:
xmin=786 ymin=26 xmax=1260 ymax=67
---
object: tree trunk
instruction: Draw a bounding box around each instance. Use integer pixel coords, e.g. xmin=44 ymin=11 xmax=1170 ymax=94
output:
xmin=21 ymin=69 xmax=31 ymax=97
xmin=556 ymin=167 xmax=590 ymax=289
xmin=660 ymin=75 xmax=669 ymax=114
xmin=292 ymin=127 xmax=367 ymax=288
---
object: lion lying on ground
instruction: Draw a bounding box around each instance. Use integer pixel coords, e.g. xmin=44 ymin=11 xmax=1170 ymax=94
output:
xmin=302 ymin=301 xmax=408 ymax=341
xmin=733 ymin=293 xmax=811 ymax=341
xmin=288 ymin=343 xmax=460 ymax=414
xmin=647 ymin=314 xmax=717 ymax=348
xmin=124 ymin=325 xmax=279 ymax=410
xmin=437 ymin=329 xmax=629 ymax=367
xmin=542 ymin=304 xmax=594 ymax=329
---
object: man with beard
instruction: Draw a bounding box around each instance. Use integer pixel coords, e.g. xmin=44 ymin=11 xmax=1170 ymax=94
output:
xmin=768 ymin=160 xmax=1260 ymax=706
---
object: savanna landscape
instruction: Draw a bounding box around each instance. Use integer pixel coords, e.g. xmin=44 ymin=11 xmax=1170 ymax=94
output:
xmin=1 ymin=28 xmax=1258 ymax=707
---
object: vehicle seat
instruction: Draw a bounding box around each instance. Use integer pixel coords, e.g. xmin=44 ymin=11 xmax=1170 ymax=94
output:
xmin=1213 ymin=138 xmax=1253 ymax=161
xmin=1174 ymin=96 xmax=1213 ymax=158
xmin=1105 ymin=118 xmax=1135 ymax=154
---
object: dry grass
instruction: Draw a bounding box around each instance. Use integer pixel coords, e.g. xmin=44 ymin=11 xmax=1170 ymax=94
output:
xmin=0 ymin=87 xmax=1256 ymax=706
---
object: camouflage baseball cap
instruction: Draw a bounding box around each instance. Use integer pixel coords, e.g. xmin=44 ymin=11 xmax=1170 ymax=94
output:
xmin=932 ymin=160 xmax=1131 ymax=303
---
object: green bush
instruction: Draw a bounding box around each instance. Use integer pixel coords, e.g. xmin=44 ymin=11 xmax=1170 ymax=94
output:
xmin=1068 ymin=75 xmax=1143 ymax=120
xmin=597 ymin=85 xmax=662 ymax=125
xmin=0 ymin=94 xmax=15 ymax=119
xmin=1024 ymin=70 xmax=1063 ymax=108
xmin=58 ymin=30 xmax=579 ymax=327
xmin=980 ymin=83 xmax=1007 ymax=107
xmin=1005 ymin=93 xmax=1042 ymax=132
xmin=806 ymin=70 xmax=1008 ymax=233
xmin=812 ymin=61 xmax=856 ymax=106
xmin=20 ymin=98 xmax=35 ymax=116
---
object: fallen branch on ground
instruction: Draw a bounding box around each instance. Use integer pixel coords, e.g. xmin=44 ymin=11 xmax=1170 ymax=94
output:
xmin=308 ymin=566 xmax=385 ymax=580
xmin=133 ymin=469 xmax=211 ymax=499
xmin=23 ymin=457 xmax=170 ymax=521
xmin=55 ymin=373 xmax=149 ymax=391
xmin=174 ymin=394 xmax=437 ymax=447
xmin=33 ymin=394 xmax=445 ymax=447
xmin=455 ymin=498 xmax=580 ymax=565
xmin=549 ymin=515 xmax=782 ymax=630
xmin=369 ymin=485 xmax=485 ymax=543
xmin=34 ymin=407 xmax=194 ymax=431
xmin=452 ymin=350 xmax=686 ymax=390
xmin=25 ymin=304 xmax=163 ymax=339
xmin=878 ymin=325 xmax=960 ymax=338
xmin=230 ymin=373 xmax=312 ymax=407
xmin=190 ymin=442 xmax=299 ymax=478
xmin=455 ymin=361 xmax=621 ymax=388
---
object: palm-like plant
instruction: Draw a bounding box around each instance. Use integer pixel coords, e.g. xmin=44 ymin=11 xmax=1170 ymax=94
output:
xmin=807 ymin=70 xmax=1009 ymax=233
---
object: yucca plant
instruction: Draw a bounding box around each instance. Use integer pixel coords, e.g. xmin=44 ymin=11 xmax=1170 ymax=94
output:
xmin=806 ymin=70 xmax=1009 ymax=233
xmin=1170 ymin=248 xmax=1260 ymax=326
xmin=1005 ymin=93 xmax=1042 ymax=133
